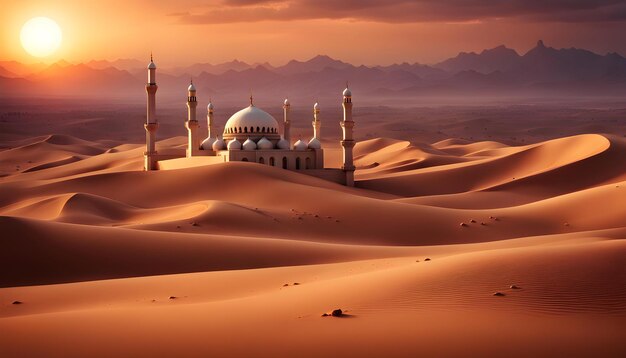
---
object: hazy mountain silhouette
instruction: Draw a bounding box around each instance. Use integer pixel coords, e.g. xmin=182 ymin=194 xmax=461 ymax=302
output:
xmin=435 ymin=45 xmax=521 ymax=74
xmin=4 ymin=41 xmax=626 ymax=100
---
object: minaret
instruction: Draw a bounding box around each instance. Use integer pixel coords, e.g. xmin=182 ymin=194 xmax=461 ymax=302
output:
xmin=312 ymin=102 xmax=321 ymax=140
xmin=144 ymin=54 xmax=159 ymax=171
xmin=185 ymin=80 xmax=200 ymax=157
xmin=283 ymin=98 xmax=291 ymax=148
xmin=207 ymin=100 xmax=214 ymax=139
xmin=340 ymin=86 xmax=355 ymax=186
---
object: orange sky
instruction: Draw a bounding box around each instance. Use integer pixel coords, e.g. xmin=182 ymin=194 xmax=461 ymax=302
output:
xmin=2 ymin=0 xmax=626 ymax=66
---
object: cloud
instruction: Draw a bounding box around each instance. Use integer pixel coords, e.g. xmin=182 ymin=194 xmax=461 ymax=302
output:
xmin=171 ymin=0 xmax=626 ymax=24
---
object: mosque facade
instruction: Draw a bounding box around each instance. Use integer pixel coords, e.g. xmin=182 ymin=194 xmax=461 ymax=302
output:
xmin=143 ymin=57 xmax=355 ymax=186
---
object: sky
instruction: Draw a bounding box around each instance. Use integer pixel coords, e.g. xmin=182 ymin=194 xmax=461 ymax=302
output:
xmin=2 ymin=0 xmax=626 ymax=66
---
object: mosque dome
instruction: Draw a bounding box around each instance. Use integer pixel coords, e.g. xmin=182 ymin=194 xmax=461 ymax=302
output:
xmin=223 ymin=105 xmax=280 ymax=141
xmin=314 ymin=102 xmax=319 ymax=111
xmin=308 ymin=137 xmax=321 ymax=149
xmin=242 ymin=137 xmax=257 ymax=150
xmin=257 ymin=137 xmax=274 ymax=150
xmin=201 ymin=136 xmax=216 ymax=150
xmin=188 ymin=82 xmax=196 ymax=92
xmin=294 ymin=139 xmax=307 ymax=151
xmin=343 ymin=87 xmax=351 ymax=96
xmin=207 ymin=102 xmax=214 ymax=111
xmin=276 ymin=137 xmax=290 ymax=149
xmin=227 ymin=138 xmax=241 ymax=150
xmin=148 ymin=61 xmax=157 ymax=69
xmin=212 ymin=138 xmax=226 ymax=151
xmin=284 ymin=98 xmax=290 ymax=106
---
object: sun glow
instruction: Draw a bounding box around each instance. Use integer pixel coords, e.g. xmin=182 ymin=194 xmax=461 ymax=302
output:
xmin=20 ymin=17 xmax=62 ymax=58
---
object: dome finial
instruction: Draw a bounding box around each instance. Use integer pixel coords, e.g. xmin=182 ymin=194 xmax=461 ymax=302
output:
xmin=150 ymin=52 xmax=153 ymax=62
xmin=249 ymin=89 xmax=254 ymax=106
xmin=346 ymin=80 xmax=349 ymax=89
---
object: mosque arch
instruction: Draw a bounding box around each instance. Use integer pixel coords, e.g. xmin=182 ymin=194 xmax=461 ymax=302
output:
xmin=305 ymin=157 xmax=311 ymax=169
xmin=269 ymin=157 xmax=275 ymax=166
xmin=296 ymin=157 xmax=301 ymax=170
xmin=259 ymin=157 xmax=265 ymax=164
xmin=282 ymin=157 xmax=287 ymax=169
xmin=242 ymin=158 xmax=249 ymax=162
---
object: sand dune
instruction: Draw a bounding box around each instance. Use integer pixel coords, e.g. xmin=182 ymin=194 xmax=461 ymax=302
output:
xmin=1 ymin=130 xmax=626 ymax=357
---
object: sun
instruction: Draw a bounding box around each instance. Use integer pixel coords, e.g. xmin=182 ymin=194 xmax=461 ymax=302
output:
xmin=20 ymin=17 xmax=62 ymax=58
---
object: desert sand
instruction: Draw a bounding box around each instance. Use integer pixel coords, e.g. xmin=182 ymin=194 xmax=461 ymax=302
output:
xmin=1 ymin=102 xmax=625 ymax=357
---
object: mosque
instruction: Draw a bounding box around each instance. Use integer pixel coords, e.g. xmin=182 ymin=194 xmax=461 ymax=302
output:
xmin=143 ymin=56 xmax=355 ymax=186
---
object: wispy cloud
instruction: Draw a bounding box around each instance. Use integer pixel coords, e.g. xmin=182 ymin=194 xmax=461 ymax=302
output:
xmin=170 ymin=0 xmax=626 ymax=24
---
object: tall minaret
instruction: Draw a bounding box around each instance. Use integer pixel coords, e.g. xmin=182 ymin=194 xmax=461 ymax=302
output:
xmin=340 ymin=86 xmax=355 ymax=186
xmin=312 ymin=102 xmax=321 ymax=140
xmin=185 ymin=80 xmax=200 ymax=157
xmin=144 ymin=54 xmax=159 ymax=171
xmin=283 ymin=98 xmax=291 ymax=147
xmin=207 ymin=100 xmax=214 ymax=139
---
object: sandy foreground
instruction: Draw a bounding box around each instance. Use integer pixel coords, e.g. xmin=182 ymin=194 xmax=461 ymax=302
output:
xmin=1 ymin=131 xmax=625 ymax=357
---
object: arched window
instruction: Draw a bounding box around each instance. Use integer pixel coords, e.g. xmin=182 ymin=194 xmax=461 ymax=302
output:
xmin=259 ymin=157 xmax=265 ymax=164
xmin=244 ymin=127 xmax=248 ymax=133
xmin=269 ymin=157 xmax=275 ymax=166
xmin=306 ymin=157 xmax=311 ymax=169
xmin=242 ymin=158 xmax=249 ymax=162
xmin=262 ymin=127 xmax=266 ymax=133
xmin=282 ymin=157 xmax=287 ymax=169
xmin=238 ymin=127 xmax=242 ymax=133
xmin=256 ymin=126 xmax=260 ymax=132
xmin=296 ymin=157 xmax=301 ymax=170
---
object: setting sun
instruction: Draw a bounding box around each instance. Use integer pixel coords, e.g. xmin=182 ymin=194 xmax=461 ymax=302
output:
xmin=20 ymin=17 xmax=62 ymax=58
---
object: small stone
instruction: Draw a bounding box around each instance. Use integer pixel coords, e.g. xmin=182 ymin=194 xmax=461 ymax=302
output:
xmin=335 ymin=220 xmax=340 ymax=223
xmin=470 ymin=219 xmax=476 ymax=223
xmin=169 ymin=296 xmax=177 ymax=300
xmin=293 ymin=282 xmax=300 ymax=286
xmin=510 ymin=285 xmax=520 ymax=289
xmin=480 ymin=222 xmax=486 ymax=226
xmin=321 ymin=313 xmax=329 ymax=317
xmin=424 ymin=258 xmax=431 ymax=261
xmin=415 ymin=259 xmax=419 ymax=262
xmin=12 ymin=301 xmax=22 ymax=305
xmin=331 ymin=309 xmax=343 ymax=317
xmin=460 ymin=222 xmax=468 ymax=227
xmin=283 ymin=283 xmax=289 ymax=287
xmin=191 ymin=222 xmax=199 ymax=226
xmin=564 ymin=222 xmax=570 ymax=227
xmin=493 ymin=292 xmax=505 ymax=297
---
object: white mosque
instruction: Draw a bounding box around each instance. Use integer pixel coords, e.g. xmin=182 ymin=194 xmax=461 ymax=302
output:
xmin=143 ymin=56 xmax=355 ymax=186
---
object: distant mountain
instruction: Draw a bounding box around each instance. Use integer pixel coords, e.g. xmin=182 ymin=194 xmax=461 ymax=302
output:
xmin=434 ymin=40 xmax=626 ymax=85
xmin=376 ymin=62 xmax=447 ymax=80
xmin=170 ymin=60 xmax=254 ymax=76
xmin=0 ymin=60 xmax=47 ymax=77
xmin=86 ymin=59 xmax=144 ymax=72
xmin=3 ymin=43 xmax=626 ymax=101
xmin=275 ymin=55 xmax=353 ymax=75
xmin=435 ymin=45 xmax=521 ymax=74
xmin=0 ymin=76 xmax=34 ymax=97
xmin=27 ymin=62 xmax=139 ymax=96
xmin=0 ymin=66 xmax=17 ymax=78
xmin=513 ymin=40 xmax=626 ymax=83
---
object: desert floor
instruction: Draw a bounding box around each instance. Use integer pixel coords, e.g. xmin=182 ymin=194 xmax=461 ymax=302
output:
xmin=1 ymin=99 xmax=625 ymax=357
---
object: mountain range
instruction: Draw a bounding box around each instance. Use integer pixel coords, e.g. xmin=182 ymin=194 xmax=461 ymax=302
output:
xmin=2 ymin=41 xmax=626 ymax=104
